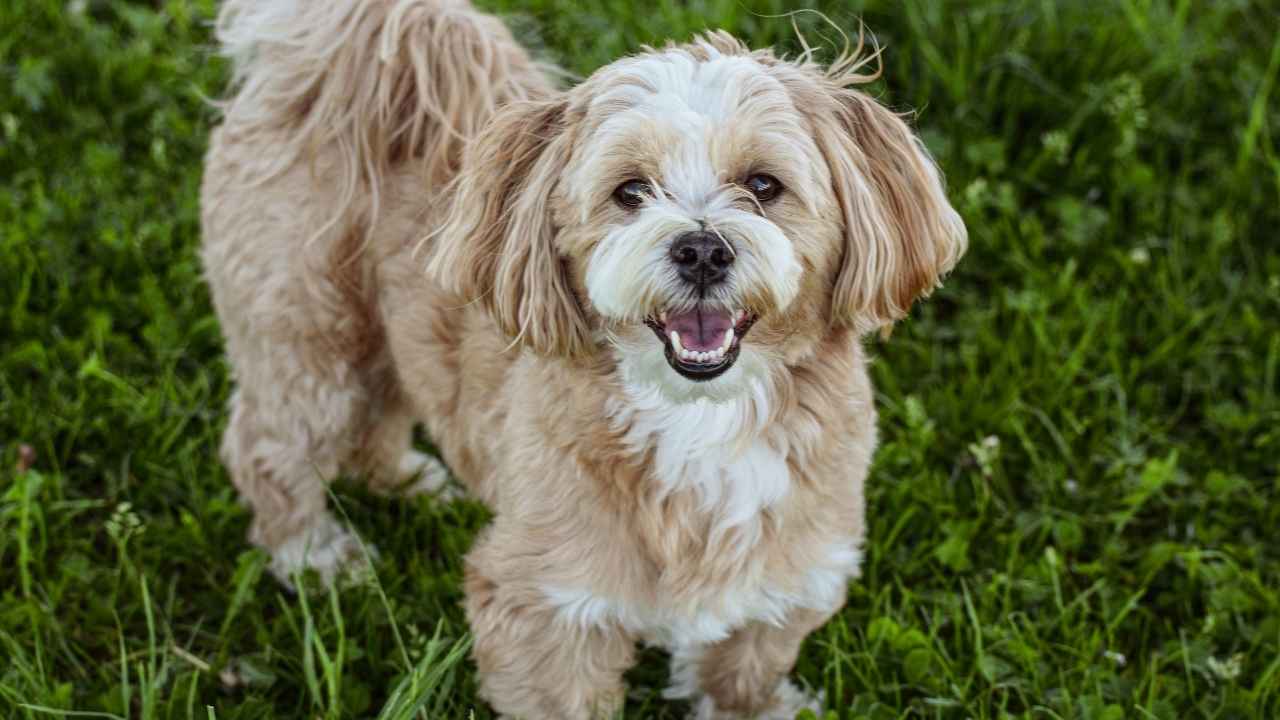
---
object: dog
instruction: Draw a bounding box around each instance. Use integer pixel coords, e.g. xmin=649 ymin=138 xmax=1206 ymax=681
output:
xmin=200 ymin=0 xmax=967 ymax=717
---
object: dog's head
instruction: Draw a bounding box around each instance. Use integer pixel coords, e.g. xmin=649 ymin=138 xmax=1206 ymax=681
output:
xmin=430 ymin=31 xmax=966 ymax=402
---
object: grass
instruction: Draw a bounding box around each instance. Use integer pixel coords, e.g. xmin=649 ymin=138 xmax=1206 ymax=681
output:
xmin=1 ymin=0 xmax=1278 ymax=717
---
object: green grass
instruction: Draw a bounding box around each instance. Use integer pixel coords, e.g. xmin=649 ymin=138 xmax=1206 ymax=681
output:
xmin=2 ymin=0 xmax=1278 ymax=717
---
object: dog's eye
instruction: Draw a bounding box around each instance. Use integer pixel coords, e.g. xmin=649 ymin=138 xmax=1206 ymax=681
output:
xmin=613 ymin=179 xmax=653 ymax=209
xmin=744 ymin=174 xmax=783 ymax=202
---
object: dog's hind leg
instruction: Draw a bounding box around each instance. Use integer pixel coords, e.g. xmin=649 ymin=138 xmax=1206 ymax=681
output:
xmin=349 ymin=368 xmax=452 ymax=499
xmin=219 ymin=355 xmax=373 ymax=587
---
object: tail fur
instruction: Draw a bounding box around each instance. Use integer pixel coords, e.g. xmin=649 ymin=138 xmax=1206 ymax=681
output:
xmin=214 ymin=0 xmax=554 ymax=236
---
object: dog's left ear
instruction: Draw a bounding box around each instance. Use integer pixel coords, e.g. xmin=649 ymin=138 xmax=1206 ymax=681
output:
xmin=429 ymin=96 xmax=592 ymax=357
xmin=806 ymin=79 xmax=968 ymax=332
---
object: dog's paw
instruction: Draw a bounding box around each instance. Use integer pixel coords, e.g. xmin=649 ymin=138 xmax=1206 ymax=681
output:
xmin=392 ymin=450 xmax=461 ymax=500
xmin=268 ymin=517 xmax=378 ymax=590
xmin=688 ymin=680 xmax=824 ymax=720
xmin=770 ymin=680 xmax=824 ymax=719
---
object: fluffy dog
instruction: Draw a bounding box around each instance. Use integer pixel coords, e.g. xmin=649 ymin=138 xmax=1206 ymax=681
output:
xmin=201 ymin=0 xmax=967 ymax=717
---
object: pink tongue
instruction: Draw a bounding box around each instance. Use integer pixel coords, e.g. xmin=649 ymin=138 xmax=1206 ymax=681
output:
xmin=667 ymin=308 xmax=732 ymax=352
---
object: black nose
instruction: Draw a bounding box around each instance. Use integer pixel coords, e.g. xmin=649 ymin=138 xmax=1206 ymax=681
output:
xmin=669 ymin=231 xmax=734 ymax=287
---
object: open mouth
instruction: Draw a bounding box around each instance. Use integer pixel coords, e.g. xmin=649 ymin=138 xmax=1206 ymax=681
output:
xmin=644 ymin=307 xmax=759 ymax=381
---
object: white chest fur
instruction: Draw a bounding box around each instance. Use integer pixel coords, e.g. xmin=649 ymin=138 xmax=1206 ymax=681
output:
xmin=541 ymin=378 xmax=861 ymax=647
xmin=614 ymin=377 xmax=791 ymax=532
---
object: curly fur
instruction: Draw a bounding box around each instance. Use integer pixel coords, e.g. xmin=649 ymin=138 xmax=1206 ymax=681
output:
xmin=201 ymin=2 xmax=966 ymax=717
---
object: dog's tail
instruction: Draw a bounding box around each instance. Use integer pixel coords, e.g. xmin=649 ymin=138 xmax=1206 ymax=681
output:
xmin=214 ymin=0 xmax=553 ymax=235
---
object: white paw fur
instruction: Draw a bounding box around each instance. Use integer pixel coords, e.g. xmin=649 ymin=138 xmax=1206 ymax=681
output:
xmin=268 ymin=515 xmax=377 ymax=588
xmin=689 ymin=680 xmax=824 ymax=720
xmin=396 ymin=449 xmax=459 ymax=499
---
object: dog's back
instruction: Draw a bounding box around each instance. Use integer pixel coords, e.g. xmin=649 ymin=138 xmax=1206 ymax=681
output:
xmin=199 ymin=0 xmax=551 ymax=581
xmin=211 ymin=0 xmax=551 ymax=189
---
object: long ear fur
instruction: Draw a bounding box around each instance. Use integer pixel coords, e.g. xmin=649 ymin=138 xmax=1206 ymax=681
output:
xmin=824 ymin=89 xmax=968 ymax=330
xmin=428 ymin=98 xmax=593 ymax=357
xmin=781 ymin=39 xmax=968 ymax=332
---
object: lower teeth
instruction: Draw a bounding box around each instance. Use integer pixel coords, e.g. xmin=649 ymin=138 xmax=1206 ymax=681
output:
xmin=667 ymin=328 xmax=735 ymax=365
xmin=681 ymin=350 xmax=723 ymax=363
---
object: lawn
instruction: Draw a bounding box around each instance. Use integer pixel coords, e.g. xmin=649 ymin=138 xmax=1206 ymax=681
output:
xmin=2 ymin=0 xmax=1278 ymax=717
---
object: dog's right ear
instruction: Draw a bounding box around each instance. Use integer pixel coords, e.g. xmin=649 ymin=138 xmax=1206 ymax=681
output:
xmin=428 ymin=96 xmax=593 ymax=357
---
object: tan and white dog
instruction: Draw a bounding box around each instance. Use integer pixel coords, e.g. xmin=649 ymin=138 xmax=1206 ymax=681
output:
xmin=200 ymin=0 xmax=966 ymax=717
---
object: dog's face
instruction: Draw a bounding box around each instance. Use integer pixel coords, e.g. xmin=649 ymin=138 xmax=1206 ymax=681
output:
xmin=432 ymin=32 xmax=966 ymax=401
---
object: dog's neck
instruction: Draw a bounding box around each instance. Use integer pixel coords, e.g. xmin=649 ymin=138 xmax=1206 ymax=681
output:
xmin=606 ymin=366 xmax=791 ymax=532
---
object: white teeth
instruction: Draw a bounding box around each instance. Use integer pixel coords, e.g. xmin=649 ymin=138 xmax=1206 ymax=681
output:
xmin=671 ymin=332 xmax=733 ymax=365
xmin=677 ymin=347 xmax=726 ymax=365
xmin=660 ymin=311 xmax=668 ymax=323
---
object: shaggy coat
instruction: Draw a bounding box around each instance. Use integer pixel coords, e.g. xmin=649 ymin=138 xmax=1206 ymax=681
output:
xmin=201 ymin=1 xmax=966 ymax=717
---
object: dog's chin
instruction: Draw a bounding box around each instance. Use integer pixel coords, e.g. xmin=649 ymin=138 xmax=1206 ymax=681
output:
xmin=616 ymin=345 xmax=756 ymax=405
xmin=665 ymin=341 xmax=740 ymax=381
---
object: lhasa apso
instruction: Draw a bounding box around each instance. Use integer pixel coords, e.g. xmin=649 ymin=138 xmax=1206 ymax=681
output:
xmin=201 ymin=0 xmax=967 ymax=717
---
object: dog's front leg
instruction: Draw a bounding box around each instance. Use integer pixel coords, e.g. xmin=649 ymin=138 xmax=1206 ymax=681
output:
xmin=464 ymin=533 xmax=636 ymax=719
xmin=669 ymin=605 xmax=839 ymax=720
